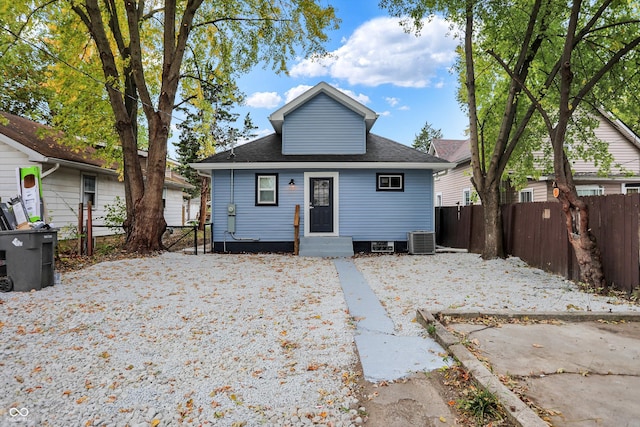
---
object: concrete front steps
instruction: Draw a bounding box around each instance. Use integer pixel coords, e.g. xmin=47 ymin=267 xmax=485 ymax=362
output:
xmin=298 ymin=236 xmax=354 ymax=257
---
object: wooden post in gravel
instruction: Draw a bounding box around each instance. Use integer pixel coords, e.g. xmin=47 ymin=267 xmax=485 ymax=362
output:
xmin=77 ymin=203 xmax=83 ymax=255
xmin=294 ymin=204 xmax=300 ymax=255
xmin=86 ymin=201 xmax=93 ymax=257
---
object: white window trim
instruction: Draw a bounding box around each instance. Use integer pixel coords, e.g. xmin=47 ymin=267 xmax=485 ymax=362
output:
xmin=435 ymin=192 xmax=443 ymax=207
xmin=256 ymin=174 xmax=278 ymax=205
xmin=519 ymin=188 xmax=534 ymax=203
xmin=81 ymin=174 xmax=97 ymax=209
xmin=622 ymin=183 xmax=640 ymax=194
xmin=303 ymin=171 xmax=339 ymax=237
xmin=462 ymin=188 xmax=471 ymax=206
xmin=576 ymin=185 xmax=604 ymax=197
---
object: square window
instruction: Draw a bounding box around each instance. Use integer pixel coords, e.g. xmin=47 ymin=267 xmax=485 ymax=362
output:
xmin=519 ymin=189 xmax=533 ymax=203
xmin=376 ymin=173 xmax=404 ymax=191
xmin=256 ymin=174 xmax=278 ymax=206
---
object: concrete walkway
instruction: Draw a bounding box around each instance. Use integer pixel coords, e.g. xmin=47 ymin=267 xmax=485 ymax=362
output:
xmin=334 ymin=259 xmax=447 ymax=382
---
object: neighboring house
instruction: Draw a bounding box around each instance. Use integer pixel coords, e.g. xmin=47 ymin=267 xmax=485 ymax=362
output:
xmin=431 ymin=112 xmax=640 ymax=205
xmin=192 ymin=82 xmax=453 ymax=254
xmin=0 ymin=111 xmax=192 ymax=238
xmin=429 ymin=138 xmax=474 ymax=206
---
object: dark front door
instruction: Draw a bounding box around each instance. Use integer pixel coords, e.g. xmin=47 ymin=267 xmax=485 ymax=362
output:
xmin=309 ymin=177 xmax=333 ymax=233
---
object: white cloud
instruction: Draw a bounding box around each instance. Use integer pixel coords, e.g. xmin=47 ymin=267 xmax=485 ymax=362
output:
xmin=385 ymin=97 xmax=400 ymax=107
xmin=284 ymin=85 xmax=314 ymax=103
xmin=379 ymin=111 xmax=392 ymax=117
xmin=290 ymin=16 xmax=459 ymax=88
xmin=246 ymin=92 xmax=282 ymax=109
xmin=398 ymin=105 xmax=410 ymax=111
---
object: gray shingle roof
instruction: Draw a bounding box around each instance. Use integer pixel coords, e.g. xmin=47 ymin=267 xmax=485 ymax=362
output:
xmin=431 ymin=138 xmax=470 ymax=163
xmin=199 ymin=132 xmax=450 ymax=165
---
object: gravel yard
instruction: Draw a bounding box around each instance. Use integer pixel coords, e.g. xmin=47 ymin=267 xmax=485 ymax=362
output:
xmin=1 ymin=251 xmax=637 ymax=426
xmin=1 ymin=254 xmax=359 ymax=426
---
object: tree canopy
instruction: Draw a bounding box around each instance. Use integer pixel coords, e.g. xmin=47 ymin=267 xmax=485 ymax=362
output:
xmin=412 ymin=121 xmax=443 ymax=152
xmin=381 ymin=0 xmax=640 ymax=287
xmin=1 ymin=1 xmax=339 ymax=252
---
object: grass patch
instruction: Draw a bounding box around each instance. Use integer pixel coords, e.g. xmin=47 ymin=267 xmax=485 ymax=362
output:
xmin=457 ymin=383 xmax=503 ymax=425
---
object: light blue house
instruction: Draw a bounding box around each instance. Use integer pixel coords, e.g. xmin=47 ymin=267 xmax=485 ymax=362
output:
xmin=193 ymin=82 xmax=452 ymax=255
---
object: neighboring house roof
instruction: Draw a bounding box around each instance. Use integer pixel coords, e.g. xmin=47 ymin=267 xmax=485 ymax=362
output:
xmin=430 ymin=138 xmax=471 ymax=164
xmin=195 ymin=132 xmax=453 ymax=170
xmin=0 ymin=111 xmax=192 ymax=190
xmin=268 ymin=81 xmax=379 ymax=134
xmin=0 ymin=111 xmax=107 ymax=170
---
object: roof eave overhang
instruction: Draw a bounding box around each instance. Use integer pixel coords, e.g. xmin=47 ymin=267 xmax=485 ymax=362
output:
xmin=41 ymin=157 xmax=118 ymax=175
xmin=0 ymin=133 xmax=48 ymax=162
xmin=538 ymin=174 xmax=640 ymax=182
xmin=190 ymin=161 xmax=455 ymax=171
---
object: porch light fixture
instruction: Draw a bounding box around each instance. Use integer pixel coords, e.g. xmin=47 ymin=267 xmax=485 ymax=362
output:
xmin=289 ymin=179 xmax=295 ymax=186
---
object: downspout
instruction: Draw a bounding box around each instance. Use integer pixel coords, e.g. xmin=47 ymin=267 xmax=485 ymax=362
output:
xmin=41 ymin=162 xmax=60 ymax=178
xmin=224 ymin=169 xmax=259 ymax=252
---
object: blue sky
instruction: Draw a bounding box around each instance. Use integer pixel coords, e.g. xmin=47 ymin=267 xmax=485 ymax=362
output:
xmin=173 ymin=2 xmax=469 ymax=155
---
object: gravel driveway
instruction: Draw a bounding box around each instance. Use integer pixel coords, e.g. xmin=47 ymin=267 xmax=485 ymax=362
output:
xmin=1 ymin=252 xmax=637 ymax=426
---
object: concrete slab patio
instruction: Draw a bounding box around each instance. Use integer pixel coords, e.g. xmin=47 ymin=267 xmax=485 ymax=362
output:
xmin=421 ymin=310 xmax=640 ymax=427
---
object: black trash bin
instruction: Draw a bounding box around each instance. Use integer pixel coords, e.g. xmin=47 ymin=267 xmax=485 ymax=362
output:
xmin=0 ymin=229 xmax=57 ymax=292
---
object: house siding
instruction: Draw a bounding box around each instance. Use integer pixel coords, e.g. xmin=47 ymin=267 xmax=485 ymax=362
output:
xmin=0 ymin=142 xmax=34 ymax=200
xmin=211 ymin=168 xmax=434 ymax=243
xmin=282 ymin=93 xmax=366 ymax=155
xmin=211 ymin=170 xmax=304 ymax=242
xmin=434 ymin=161 xmax=473 ymax=206
xmin=571 ymin=115 xmax=640 ymax=175
xmin=164 ymin=187 xmax=185 ymax=226
xmin=340 ymin=169 xmax=433 ymax=240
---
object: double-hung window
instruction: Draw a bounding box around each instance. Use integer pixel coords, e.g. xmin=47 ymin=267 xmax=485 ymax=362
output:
xmin=256 ymin=174 xmax=278 ymax=206
xmin=82 ymin=174 xmax=96 ymax=207
xmin=462 ymin=188 xmax=471 ymax=206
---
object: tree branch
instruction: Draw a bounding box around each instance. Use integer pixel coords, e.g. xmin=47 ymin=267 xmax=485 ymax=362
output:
xmin=192 ymin=16 xmax=290 ymax=29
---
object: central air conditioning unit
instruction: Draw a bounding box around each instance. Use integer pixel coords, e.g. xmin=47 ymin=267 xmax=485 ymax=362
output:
xmin=407 ymin=231 xmax=436 ymax=255
xmin=371 ymin=241 xmax=395 ymax=253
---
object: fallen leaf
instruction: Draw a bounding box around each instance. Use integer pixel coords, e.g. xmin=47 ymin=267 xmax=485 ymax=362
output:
xmin=76 ymin=396 xmax=88 ymax=404
xmin=151 ymin=419 xmax=160 ymax=427
xmin=532 ymin=343 xmax=544 ymax=348
xmin=439 ymin=416 xmax=447 ymax=423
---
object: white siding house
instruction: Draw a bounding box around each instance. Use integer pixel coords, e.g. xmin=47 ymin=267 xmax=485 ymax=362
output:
xmin=0 ymin=112 xmax=192 ymax=238
xmin=431 ymin=112 xmax=640 ymax=205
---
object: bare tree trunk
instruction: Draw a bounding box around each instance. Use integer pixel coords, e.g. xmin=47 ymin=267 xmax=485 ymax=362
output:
xmin=124 ymin=113 xmax=168 ymax=252
xmin=555 ymin=152 xmax=606 ymax=289
xmin=477 ymin=184 xmax=504 ymax=259
xmin=549 ymin=0 xmax=606 ymax=289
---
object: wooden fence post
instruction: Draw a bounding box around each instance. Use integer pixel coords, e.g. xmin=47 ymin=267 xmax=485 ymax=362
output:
xmin=293 ymin=204 xmax=300 ymax=255
xmin=86 ymin=201 xmax=93 ymax=257
xmin=77 ymin=203 xmax=83 ymax=255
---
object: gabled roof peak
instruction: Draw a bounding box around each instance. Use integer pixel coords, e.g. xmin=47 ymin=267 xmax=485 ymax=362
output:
xmin=268 ymin=82 xmax=378 ymax=134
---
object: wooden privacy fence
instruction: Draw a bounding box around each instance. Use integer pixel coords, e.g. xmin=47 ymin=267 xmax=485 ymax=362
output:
xmin=435 ymin=193 xmax=640 ymax=293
